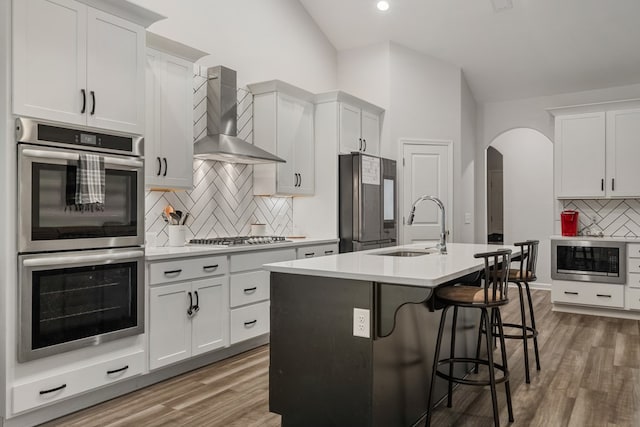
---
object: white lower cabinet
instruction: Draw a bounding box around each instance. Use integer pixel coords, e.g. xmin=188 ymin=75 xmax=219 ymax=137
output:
xmin=12 ymin=350 xmax=144 ymax=414
xmin=551 ymin=280 xmax=624 ymax=308
xmin=296 ymin=243 xmax=339 ymax=259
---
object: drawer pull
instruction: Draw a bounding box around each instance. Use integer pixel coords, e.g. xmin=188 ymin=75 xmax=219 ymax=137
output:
xmin=305 ymin=252 xmax=315 ymax=257
xmin=39 ymin=384 xmax=66 ymax=395
xmin=107 ymin=365 xmax=129 ymax=375
xmin=596 ymin=294 xmax=612 ymax=298
xmin=244 ymin=319 xmax=257 ymax=327
xmin=243 ymin=287 xmax=257 ymax=294
xmin=324 ymin=250 xmax=334 ymax=255
xmin=203 ymin=264 xmax=219 ymax=271
xmin=164 ymin=269 xmax=182 ymax=276
xmin=564 ymin=291 xmax=579 ymax=295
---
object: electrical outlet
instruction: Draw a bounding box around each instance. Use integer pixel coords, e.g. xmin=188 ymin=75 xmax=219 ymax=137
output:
xmin=353 ymin=308 xmax=370 ymax=338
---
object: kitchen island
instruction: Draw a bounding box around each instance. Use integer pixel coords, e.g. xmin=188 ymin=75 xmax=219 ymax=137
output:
xmin=264 ymin=243 xmax=519 ymax=427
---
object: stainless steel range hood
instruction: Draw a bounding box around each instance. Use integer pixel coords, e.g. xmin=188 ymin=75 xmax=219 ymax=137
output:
xmin=194 ymin=66 xmax=285 ymax=164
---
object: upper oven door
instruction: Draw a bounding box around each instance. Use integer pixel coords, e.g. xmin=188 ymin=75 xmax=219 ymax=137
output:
xmin=18 ymin=144 xmax=144 ymax=252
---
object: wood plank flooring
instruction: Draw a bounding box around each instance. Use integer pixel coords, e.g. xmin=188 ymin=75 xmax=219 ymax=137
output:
xmin=42 ymin=290 xmax=640 ymax=426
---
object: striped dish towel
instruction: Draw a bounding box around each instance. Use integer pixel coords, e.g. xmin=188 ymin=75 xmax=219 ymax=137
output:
xmin=75 ymin=153 xmax=105 ymax=211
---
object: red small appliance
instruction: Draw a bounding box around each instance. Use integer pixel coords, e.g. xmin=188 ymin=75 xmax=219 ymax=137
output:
xmin=561 ymin=210 xmax=579 ymax=236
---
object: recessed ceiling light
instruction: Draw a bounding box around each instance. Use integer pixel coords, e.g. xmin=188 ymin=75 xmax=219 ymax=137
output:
xmin=377 ymin=1 xmax=390 ymax=12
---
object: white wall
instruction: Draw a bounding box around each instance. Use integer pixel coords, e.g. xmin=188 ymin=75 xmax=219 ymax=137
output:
xmin=490 ymin=129 xmax=554 ymax=284
xmin=130 ymin=0 xmax=338 ymax=91
xmin=459 ymin=74 xmax=477 ymax=243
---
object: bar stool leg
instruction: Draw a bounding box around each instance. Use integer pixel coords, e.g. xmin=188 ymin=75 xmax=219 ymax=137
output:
xmin=484 ymin=307 xmax=500 ymax=427
xmin=426 ymin=306 xmax=450 ymax=427
xmin=473 ymin=310 xmax=484 ymax=374
xmin=447 ymin=306 xmax=458 ymax=408
xmin=525 ymin=282 xmax=541 ymax=371
xmin=516 ymin=281 xmax=531 ymax=384
xmin=495 ymin=308 xmax=514 ymax=422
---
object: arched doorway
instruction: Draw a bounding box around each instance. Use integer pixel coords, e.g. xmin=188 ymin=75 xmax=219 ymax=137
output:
xmin=486 ymin=128 xmax=553 ymax=284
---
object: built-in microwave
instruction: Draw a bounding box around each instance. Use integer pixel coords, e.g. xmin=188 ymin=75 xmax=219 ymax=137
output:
xmin=551 ymin=239 xmax=626 ymax=284
xmin=16 ymin=118 xmax=144 ymax=252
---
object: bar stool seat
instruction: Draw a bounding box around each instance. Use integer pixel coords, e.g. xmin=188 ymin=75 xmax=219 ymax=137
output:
xmin=426 ymin=249 xmax=514 ymax=427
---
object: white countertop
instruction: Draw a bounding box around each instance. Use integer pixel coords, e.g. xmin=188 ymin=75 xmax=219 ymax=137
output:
xmin=551 ymin=235 xmax=640 ymax=242
xmin=263 ymin=243 xmax=520 ymax=288
xmin=145 ymin=237 xmax=339 ymax=261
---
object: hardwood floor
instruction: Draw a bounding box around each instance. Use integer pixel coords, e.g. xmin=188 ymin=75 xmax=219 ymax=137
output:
xmin=42 ymin=289 xmax=640 ymax=427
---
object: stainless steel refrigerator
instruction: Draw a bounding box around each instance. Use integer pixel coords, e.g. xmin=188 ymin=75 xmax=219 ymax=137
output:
xmin=339 ymin=153 xmax=397 ymax=252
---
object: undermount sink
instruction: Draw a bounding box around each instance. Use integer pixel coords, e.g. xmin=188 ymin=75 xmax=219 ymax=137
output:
xmin=374 ymin=248 xmax=439 ymax=257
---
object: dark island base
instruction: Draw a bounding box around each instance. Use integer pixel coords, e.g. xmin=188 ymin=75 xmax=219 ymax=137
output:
xmin=270 ymin=272 xmax=479 ymax=427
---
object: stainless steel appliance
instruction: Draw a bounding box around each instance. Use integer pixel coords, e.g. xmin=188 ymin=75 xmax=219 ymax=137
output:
xmin=16 ymin=117 xmax=145 ymax=361
xmin=551 ymin=239 xmax=625 ymax=284
xmin=339 ymin=153 xmax=397 ymax=252
xmin=16 ymin=117 xmax=144 ymax=252
xmin=189 ymin=236 xmax=291 ymax=247
xmin=18 ymin=248 xmax=144 ymax=362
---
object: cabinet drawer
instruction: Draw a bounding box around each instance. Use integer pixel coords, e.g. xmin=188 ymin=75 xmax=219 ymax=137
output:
xmin=230 ymin=301 xmax=270 ymax=344
xmin=551 ymin=281 xmax=624 ymax=308
xmin=628 ymin=272 xmax=640 ymax=288
xmin=230 ymin=248 xmax=295 ymax=272
xmin=296 ymin=243 xmax=338 ymax=259
xmin=629 ymin=259 xmax=640 ymax=274
xmin=626 ymin=288 xmax=640 ymax=311
xmin=149 ymin=255 xmax=228 ymax=285
xmin=230 ymin=271 xmax=270 ymax=308
xmin=628 ymin=243 xmax=640 ymax=258
xmin=12 ymin=350 xmax=144 ymax=414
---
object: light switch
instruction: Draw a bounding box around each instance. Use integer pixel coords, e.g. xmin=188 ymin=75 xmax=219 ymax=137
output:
xmin=465 ymin=213 xmax=472 ymax=224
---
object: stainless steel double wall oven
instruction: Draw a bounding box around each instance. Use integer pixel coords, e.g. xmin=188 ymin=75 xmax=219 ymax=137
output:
xmin=16 ymin=118 xmax=145 ymax=361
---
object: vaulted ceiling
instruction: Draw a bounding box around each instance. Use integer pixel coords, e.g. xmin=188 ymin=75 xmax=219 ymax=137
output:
xmin=299 ymin=0 xmax=640 ymax=102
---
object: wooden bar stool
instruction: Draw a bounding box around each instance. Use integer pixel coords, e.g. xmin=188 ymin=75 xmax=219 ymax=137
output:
xmin=426 ymin=249 xmax=514 ymax=427
xmin=499 ymin=240 xmax=541 ymax=384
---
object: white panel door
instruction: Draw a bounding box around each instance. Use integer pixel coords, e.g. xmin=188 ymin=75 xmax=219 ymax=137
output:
xmin=606 ymin=109 xmax=640 ymax=198
xmin=554 ymin=113 xmax=605 ymax=198
xmin=144 ymin=50 xmax=161 ymax=184
xmin=339 ymin=103 xmax=362 ymax=154
xmin=86 ymin=8 xmax=144 ymax=133
xmin=276 ymin=94 xmax=302 ymax=194
xmin=149 ymin=283 xmax=191 ymax=370
xmin=402 ymin=143 xmax=452 ymax=244
xmin=191 ymin=278 xmax=229 ymax=356
xmin=293 ymin=98 xmax=315 ymax=195
xmin=13 ymin=0 xmax=87 ymax=125
xmin=487 ymin=170 xmax=504 ymax=234
xmin=360 ymin=110 xmax=380 ymax=156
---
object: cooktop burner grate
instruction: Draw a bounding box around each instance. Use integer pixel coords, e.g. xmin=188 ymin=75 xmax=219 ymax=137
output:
xmin=188 ymin=236 xmax=290 ymax=246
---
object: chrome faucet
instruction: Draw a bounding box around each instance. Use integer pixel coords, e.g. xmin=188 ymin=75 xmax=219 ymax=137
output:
xmin=407 ymin=195 xmax=448 ymax=255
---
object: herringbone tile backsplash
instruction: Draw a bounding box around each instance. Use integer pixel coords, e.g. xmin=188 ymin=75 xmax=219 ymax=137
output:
xmin=562 ymin=199 xmax=640 ymax=237
xmin=145 ymin=66 xmax=293 ymax=247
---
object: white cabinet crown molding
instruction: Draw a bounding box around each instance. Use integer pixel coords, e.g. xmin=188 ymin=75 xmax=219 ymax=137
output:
xmin=247 ymin=80 xmax=315 ymax=102
xmin=546 ymin=98 xmax=640 ymax=116
xmin=146 ymin=32 xmax=208 ymax=63
xmin=76 ymin=0 xmax=166 ymax=28
xmin=315 ymin=90 xmax=385 ymax=115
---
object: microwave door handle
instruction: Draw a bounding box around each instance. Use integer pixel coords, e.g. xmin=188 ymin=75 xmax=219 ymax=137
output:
xmin=21 ymin=148 xmax=143 ymax=168
xmin=23 ymin=250 xmax=144 ymax=267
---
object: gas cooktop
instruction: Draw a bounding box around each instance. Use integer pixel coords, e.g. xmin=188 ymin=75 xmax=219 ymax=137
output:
xmin=188 ymin=236 xmax=291 ymax=246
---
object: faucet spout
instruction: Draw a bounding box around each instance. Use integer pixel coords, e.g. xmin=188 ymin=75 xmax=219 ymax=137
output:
xmin=407 ymin=195 xmax=447 ymax=255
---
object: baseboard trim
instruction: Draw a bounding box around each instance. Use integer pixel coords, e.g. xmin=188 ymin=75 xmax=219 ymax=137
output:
xmin=552 ymin=303 xmax=640 ymax=320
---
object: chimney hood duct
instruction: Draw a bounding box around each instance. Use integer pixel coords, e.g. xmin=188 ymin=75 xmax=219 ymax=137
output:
xmin=194 ymin=66 xmax=285 ymax=164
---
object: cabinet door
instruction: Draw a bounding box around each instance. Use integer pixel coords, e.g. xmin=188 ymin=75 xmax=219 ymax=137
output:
xmin=13 ymin=0 xmax=87 ymax=125
xmin=293 ymin=99 xmax=315 ymax=195
xmin=606 ymin=109 xmax=640 ymax=198
xmin=191 ymin=278 xmax=229 ymax=356
xmin=554 ymin=113 xmax=606 ymax=198
xmin=144 ymin=50 xmax=162 ymax=186
xmin=276 ymin=94 xmax=303 ymax=194
xmin=360 ymin=110 xmax=380 ymax=156
xmin=86 ymin=8 xmax=144 ymax=133
xmin=149 ymin=283 xmax=192 ymax=369
xmin=339 ymin=103 xmax=362 ymax=154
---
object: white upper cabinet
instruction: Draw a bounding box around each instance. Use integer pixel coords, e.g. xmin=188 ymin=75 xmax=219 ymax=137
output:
xmin=12 ymin=0 xmax=163 ymax=134
xmin=605 ymin=108 xmax=640 ymax=198
xmin=144 ymin=35 xmax=206 ymax=190
xmin=553 ymin=103 xmax=640 ymax=199
xmin=249 ymin=80 xmax=315 ymax=196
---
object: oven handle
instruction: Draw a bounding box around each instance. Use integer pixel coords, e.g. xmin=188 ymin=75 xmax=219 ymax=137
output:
xmin=21 ymin=148 xmax=143 ymax=168
xmin=23 ymin=250 xmax=144 ymax=267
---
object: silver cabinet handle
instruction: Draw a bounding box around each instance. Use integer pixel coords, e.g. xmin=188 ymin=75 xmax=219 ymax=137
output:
xmin=22 ymin=148 xmax=143 ymax=168
xmin=24 ymin=250 xmax=144 ymax=267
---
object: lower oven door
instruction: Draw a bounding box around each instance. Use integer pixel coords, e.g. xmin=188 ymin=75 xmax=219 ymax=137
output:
xmin=18 ymin=144 xmax=144 ymax=252
xmin=18 ymin=248 xmax=145 ymax=362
